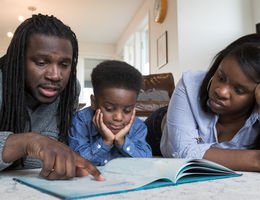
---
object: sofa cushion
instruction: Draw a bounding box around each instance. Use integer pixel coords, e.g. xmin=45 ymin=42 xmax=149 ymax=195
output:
xmin=137 ymin=89 xmax=170 ymax=101
xmin=135 ymin=72 xmax=175 ymax=117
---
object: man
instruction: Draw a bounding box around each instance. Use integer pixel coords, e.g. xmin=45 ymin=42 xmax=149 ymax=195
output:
xmin=0 ymin=14 xmax=104 ymax=181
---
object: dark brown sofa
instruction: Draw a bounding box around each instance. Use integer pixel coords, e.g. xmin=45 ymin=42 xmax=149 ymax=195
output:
xmin=135 ymin=73 xmax=175 ymax=117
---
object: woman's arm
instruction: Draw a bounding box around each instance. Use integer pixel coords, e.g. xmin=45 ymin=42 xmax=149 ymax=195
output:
xmin=204 ymin=147 xmax=260 ymax=171
xmin=208 ymin=84 xmax=260 ymax=171
xmin=160 ymin=73 xmax=214 ymax=159
xmin=161 ymin=73 xmax=260 ymax=171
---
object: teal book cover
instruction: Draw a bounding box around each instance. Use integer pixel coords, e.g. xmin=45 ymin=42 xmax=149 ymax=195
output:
xmin=14 ymin=158 xmax=242 ymax=199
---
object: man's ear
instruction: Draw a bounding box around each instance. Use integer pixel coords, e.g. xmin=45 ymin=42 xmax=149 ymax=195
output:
xmin=90 ymin=94 xmax=97 ymax=110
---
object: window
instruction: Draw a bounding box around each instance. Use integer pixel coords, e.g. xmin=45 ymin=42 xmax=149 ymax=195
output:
xmin=81 ymin=58 xmax=106 ymax=107
xmin=84 ymin=58 xmax=105 ymax=88
xmin=122 ymin=15 xmax=149 ymax=75
xmin=124 ymin=35 xmax=135 ymax=66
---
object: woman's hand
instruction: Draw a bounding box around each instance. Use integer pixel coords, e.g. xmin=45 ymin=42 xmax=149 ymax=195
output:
xmin=255 ymin=84 xmax=260 ymax=106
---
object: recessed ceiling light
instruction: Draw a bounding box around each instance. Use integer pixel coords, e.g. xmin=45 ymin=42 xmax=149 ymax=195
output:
xmin=18 ymin=16 xmax=24 ymax=22
xmin=7 ymin=32 xmax=13 ymax=38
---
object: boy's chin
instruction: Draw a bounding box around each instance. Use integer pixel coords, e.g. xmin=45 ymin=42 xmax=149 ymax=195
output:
xmin=110 ymin=129 xmax=123 ymax=135
xmin=111 ymin=130 xmax=120 ymax=135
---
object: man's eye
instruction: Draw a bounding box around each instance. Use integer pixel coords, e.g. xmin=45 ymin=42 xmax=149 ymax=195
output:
xmin=35 ymin=61 xmax=46 ymax=66
xmin=61 ymin=63 xmax=71 ymax=68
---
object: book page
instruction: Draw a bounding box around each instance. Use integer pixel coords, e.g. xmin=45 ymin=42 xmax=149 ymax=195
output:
xmin=175 ymin=159 xmax=241 ymax=183
xmin=102 ymin=158 xmax=189 ymax=180
xmin=14 ymin=158 xmax=189 ymax=199
xmin=189 ymin=159 xmax=238 ymax=173
xmin=14 ymin=168 xmax=162 ymax=199
xmin=14 ymin=158 xmax=240 ymax=199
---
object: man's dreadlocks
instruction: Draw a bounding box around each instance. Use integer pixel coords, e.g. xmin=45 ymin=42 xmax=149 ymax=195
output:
xmin=0 ymin=14 xmax=78 ymax=143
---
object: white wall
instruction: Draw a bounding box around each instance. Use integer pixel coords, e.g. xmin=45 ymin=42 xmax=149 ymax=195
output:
xmin=253 ymin=0 xmax=260 ymax=25
xmin=177 ymin=0 xmax=254 ymax=81
xmin=150 ymin=0 xmax=179 ymax=79
xmin=115 ymin=0 xmax=151 ymax=56
xmin=77 ymin=42 xmax=115 ymax=85
xmin=116 ymin=0 xmax=180 ymax=81
xmin=0 ymin=38 xmax=12 ymax=56
xmin=77 ymin=42 xmax=115 ymax=104
xmin=117 ymin=0 xmax=256 ymax=83
xmin=0 ymin=0 xmax=257 ymax=98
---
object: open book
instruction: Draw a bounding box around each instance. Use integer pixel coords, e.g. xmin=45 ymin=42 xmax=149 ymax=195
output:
xmin=14 ymin=158 xmax=241 ymax=199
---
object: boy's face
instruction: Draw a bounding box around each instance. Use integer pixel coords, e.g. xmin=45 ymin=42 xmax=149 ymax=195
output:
xmin=24 ymin=34 xmax=73 ymax=103
xmin=92 ymin=87 xmax=137 ymax=134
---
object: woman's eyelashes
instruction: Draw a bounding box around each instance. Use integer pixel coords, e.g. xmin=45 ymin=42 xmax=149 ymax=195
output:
xmin=217 ymin=72 xmax=226 ymax=82
xmin=234 ymin=87 xmax=246 ymax=95
xmin=217 ymin=71 xmax=247 ymax=95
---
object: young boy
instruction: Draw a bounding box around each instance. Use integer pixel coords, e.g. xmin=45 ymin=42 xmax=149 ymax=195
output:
xmin=69 ymin=60 xmax=152 ymax=166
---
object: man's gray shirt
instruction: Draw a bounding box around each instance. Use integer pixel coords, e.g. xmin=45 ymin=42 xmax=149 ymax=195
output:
xmin=0 ymin=70 xmax=80 ymax=170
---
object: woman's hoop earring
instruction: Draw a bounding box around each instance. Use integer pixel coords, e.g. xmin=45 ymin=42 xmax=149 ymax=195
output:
xmin=207 ymin=77 xmax=213 ymax=92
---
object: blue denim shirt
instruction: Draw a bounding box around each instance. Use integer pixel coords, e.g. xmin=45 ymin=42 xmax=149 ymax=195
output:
xmin=160 ymin=70 xmax=260 ymax=159
xmin=69 ymin=107 xmax=152 ymax=166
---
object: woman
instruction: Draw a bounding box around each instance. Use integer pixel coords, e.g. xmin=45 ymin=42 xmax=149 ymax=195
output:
xmin=151 ymin=33 xmax=260 ymax=171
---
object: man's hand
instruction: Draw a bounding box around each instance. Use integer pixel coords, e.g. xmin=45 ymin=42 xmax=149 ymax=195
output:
xmin=2 ymin=133 xmax=105 ymax=181
xmin=114 ymin=109 xmax=136 ymax=146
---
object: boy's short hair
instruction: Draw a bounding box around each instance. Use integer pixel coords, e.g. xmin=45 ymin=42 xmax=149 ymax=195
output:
xmin=91 ymin=60 xmax=142 ymax=96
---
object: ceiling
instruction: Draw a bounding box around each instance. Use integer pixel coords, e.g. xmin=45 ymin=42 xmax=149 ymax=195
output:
xmin=0 ymin=0 xmax=145 ymax=44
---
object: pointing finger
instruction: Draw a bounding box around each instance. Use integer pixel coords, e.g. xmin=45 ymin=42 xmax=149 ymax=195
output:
xmin=75 ymin=154 xmax=105 ymax=181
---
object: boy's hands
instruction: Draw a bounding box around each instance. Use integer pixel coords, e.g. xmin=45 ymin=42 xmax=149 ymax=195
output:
xmin=92 ymin=109 xmax=136 ymax=146
xmin=114 ymin=109 xmax=136 ymax=146
xmin=92 ymin=109 xmax=114 ymax=146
